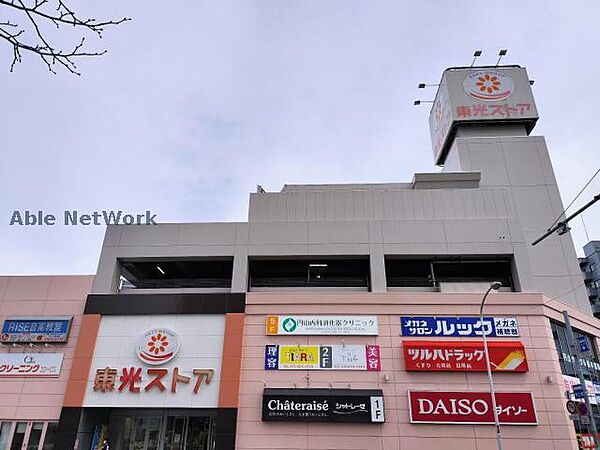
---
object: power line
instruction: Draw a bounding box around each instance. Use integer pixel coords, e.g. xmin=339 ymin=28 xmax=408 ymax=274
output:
xmin=550 ymin=167 xmax=600 ymax=229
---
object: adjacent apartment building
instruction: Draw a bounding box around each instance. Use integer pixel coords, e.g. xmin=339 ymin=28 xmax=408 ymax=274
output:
xmin=580 ymin=241 xmax=600 ymax=318
xmin=3 ymin=64 xmax=600 ymax=450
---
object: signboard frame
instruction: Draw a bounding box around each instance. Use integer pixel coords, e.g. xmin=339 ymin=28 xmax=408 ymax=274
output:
xmin=401 ymin=316 xmax=519 ymax=338
xmin=262 ymin=388 xmax=385 ymax=423
xmin=408 ymin=390 xmax=537 ymax=426
xmin=1 ymin=316 xmax=73 ymax=343
xmin=266 ymin=315 xmax=378 ymax=336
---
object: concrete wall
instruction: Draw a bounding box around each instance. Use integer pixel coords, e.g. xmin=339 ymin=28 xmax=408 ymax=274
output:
xmin=0 ymin=275 xmax=94 ymax=421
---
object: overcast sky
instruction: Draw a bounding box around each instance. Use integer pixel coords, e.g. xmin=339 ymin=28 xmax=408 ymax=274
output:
xmin=1 ymin=0 xmax=599 ymax=275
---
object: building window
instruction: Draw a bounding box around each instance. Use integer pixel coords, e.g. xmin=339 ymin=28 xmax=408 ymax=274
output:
xmin=249 ymin=257 xmax=370 ymax=291
xmin=385 ymin=256 xmax=514 ymax=291
xmin=550 ymin=320 xmax=600 ymax=380
xmin=118 ymin=258 xmax=233 ymax=290
xmin=42 ymin=422 xmax=57 ymax=450
xmin=0 ymin=422 xmax=12 ymax=450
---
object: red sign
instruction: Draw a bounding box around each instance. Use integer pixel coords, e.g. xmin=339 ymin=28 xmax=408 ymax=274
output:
xmin=408 ymin=391 xmax=537 ymax=425
xmin=403 ymin=340 xmax=528 ymax=372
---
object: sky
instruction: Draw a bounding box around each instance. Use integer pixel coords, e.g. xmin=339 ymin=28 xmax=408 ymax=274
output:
xmin=1 ymin=0 xmax=599 ymax=275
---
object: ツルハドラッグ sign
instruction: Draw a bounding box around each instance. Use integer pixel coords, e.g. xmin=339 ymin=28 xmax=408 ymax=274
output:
xmin=266 ymin=315 xmax=378 ymax=335
xmin=401 ymin=316 xmax=519 ymax=337
xmin=408 ymin=391 xmax=537 ymax=425
xmin=403 ymin=340 xmax=528 ymax=372
xmin=262 ymin=388 xmax=385 ymax=423
xmin=265 ymin=344 xmax=380 ymax=371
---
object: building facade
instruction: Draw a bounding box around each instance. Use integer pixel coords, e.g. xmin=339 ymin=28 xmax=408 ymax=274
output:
xmin=3 ymin=64 xmax=600 ymax=449
xmin=580 ymin=241 xmax=600 ymax=318
xmin=0 ymin=275 xmax=94 ymax=450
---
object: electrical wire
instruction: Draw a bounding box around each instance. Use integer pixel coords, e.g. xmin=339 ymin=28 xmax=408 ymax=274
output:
xmin=549 ymin=167 xmax=600 ymax=229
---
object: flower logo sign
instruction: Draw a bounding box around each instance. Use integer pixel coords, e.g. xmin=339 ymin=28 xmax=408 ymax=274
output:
xmin=136 ymin=328 xmax=180 ymax=366
xmin=463 ymin=70 xmax=514 ymax=102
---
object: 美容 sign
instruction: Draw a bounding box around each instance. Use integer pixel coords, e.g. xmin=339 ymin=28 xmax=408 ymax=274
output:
xmin=264 ymin=344 xmax=381 ymax=371
xmin=401 ymin=316 xmax=519 ymax=337
xmin=262 ymin=388 xmax=385 ymax=423
xmin=408 ymin=391 xmax=537 ymax=425
xmin=266 ymin=315 xmax=378 ymax=336
xmin=403 ymin=340 xmax=528 ymax=372
xmin=0 ymin=352 xmax=64 ymax=377
xmin=1 ymin=316 xmax=72 ymax=343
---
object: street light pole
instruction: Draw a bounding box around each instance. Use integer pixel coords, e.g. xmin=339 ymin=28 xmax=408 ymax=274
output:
xmin=480 ymin=281 xmax=504 ymax=450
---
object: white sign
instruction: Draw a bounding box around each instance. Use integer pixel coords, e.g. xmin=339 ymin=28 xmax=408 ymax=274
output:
xmin=266 ymin=315 xmax=378 ymax=335
xmin=136 ymin=328 xmax=180 ymax=365
xmin=84 ymin=315 xmax=225 ymax=408
xmin=0 ymin=352 xmax=64 ymax=377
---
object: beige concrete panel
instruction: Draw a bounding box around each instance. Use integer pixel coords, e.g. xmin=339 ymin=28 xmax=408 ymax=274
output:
xmin=308 ymin=221 xmax=369 ymax=244
xmin=249 ymin=222 xmax=308 ymax=245
xmin=382 ymin=220 xmax=446 ymax=244
xmin=177 ymin=222 xmax=237 ymax=245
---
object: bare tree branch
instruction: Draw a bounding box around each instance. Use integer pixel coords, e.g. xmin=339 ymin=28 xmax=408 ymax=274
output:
xmin=0 ymin=0 xmax=130 ymax=74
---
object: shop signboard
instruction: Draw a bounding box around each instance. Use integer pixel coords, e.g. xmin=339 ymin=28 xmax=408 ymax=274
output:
xmin=262 ymin=388 xmax=385 ymax=423
xmin=1 ymin=316 xmax=73 ymax=343
xmin=0 ymin=352 xmax=64 ymax=377
xmin=429 ymin=66 xmax=539 ymax=165
xmin=563 ymin=374 xmax=600 ymax=405
xmin=266 ymin=315 xmax=378 ymax=336
xmin=264 ymin=344 xmax=380 ymax=371
xmin=84 ymin=315 xmax=225 ymax=408
xmin=401 ymin=316 xmax=519 ymax=337
xmin=403 ymin=340 xmax=528 ymax=372
xmin=408 ymin=391 xmax=537 ymax=425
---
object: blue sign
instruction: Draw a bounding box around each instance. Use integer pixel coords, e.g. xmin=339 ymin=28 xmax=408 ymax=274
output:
xmin=574 ymin=384 xmax=585 ymax=399
xmin=1 ymin=316 xmax=72 ymax=343
xmin=578 ymin=336 xmax=591 ymax=354
xmin=400 ymin=316 xmax=519 ymax=338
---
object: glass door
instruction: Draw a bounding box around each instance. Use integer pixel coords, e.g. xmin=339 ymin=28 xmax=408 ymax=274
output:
xmin=119 ymin=417 xmax=162 ymax=450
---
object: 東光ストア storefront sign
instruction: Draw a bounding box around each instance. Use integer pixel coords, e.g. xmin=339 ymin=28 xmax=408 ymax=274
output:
xmin=266 ymin=315 xmax=378 ymax=336
xmin=136 ymin=328 xmax=180 ymax=365
xmin=0 ymin=352 xmax=64 ymax=377
xmin=262 ymin=388 xmax=385 ymax=423
xmin=401 ymin=316 xmax=519 ymax=337
xmin=408 ymin=391 xmax=537 ymax=425
xmin=264 ymin=344 xmax=380 ymax=371
xmin=1 ymin=316 xmax=72 ymax=343
xmin=403 ymin=340 xmax=528 ymax=372
xmin=83 ymin=315 xmax=225 ymax=408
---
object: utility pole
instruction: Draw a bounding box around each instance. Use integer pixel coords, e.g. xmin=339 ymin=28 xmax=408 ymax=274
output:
xmin=563 ymin=310 xmax=600 ymax=449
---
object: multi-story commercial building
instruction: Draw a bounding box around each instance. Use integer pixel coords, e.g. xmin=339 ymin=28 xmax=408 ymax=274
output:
xmin=4 ymin=64 xmax=600 ymax=450
xmin=0 ymin=276 xmax=94 ymax=450
xmin=580 ymin=241 xmax=600 ymax=317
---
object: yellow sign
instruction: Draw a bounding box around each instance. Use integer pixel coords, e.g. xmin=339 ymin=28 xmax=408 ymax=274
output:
xmin=278 ymin=345 xmax=320 ymax=368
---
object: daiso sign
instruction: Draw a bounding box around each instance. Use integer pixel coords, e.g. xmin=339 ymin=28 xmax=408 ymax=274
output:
xmin=408 ymin=391 xmax=537 ymax=425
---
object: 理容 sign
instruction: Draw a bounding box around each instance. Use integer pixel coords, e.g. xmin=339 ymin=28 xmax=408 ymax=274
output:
xmin=401 ymin=316 xmax=519 ymax=337
xmin=266 ymin=315 xmax=378 ymax=336
xmin=265 ymin=344 xmax=380 ymax=371
xmin=263 ymin=388 xmax=385 ymax=423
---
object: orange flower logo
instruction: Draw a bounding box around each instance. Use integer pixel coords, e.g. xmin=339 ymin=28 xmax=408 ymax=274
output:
xmin=476 ymin=74 xmax=501 ymax=94
xmin=136 ymin=328 xmax=180 ymax=365
xmin=463 ymin=70 xmax=514 ymax=101
xmin=147 ymin=332 xmax=169 ymax=355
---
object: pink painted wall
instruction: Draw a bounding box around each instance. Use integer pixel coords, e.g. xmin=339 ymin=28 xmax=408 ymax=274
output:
xmin=237 ymin=292 xmax=596 ymax=450
xmin=0 ymin=275 xmax=94 ymax=421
